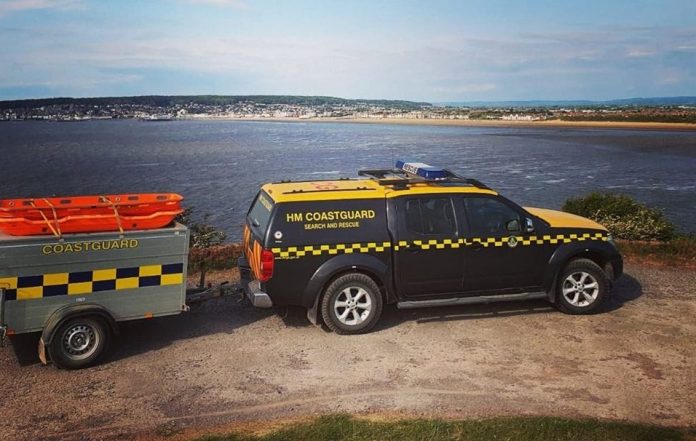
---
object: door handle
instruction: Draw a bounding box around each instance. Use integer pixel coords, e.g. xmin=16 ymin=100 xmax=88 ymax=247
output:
xmin=471 ymin=242 xmax=483 ymax=251
xmin=406 ymin=244 xmax=421 ymax=252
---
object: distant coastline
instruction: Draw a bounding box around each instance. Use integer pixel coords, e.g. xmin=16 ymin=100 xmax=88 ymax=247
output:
xmin=3 ymin=94 xmax=696 ymax=128
xmin=4 ymin=115 xmax=696 ymax=131
xmin=175 ymin=115 xmax=696 ymax=131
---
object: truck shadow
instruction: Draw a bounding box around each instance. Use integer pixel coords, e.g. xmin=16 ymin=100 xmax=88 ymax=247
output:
xmin=108 ymin=294 xmax=275 ymax=363
xmin=7 ymin=291 xmax=277 ymax=367
xmin=7 ymin=275 xmax=642 ymax=365
xmin=374 ymin=273 xmax=643 ymax=331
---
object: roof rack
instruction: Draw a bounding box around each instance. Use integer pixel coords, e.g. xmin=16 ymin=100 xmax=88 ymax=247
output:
xmin=358 ymin=166 xmax=491 ymax=190
xmin=274 ymin=177 xmax=352 ymax=184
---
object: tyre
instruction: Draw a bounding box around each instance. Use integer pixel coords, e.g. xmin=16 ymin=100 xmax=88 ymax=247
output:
xmin=556 ymin=259 xmax=609 ymax=314
xmin=321 ymin=273 xmax=383 ymax=335
xmin=49 ymin=316 xmax=110 ymax=369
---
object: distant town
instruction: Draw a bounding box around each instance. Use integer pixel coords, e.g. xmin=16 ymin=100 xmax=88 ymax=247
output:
xmin=1 ymin=95 xmax=695 ymax=124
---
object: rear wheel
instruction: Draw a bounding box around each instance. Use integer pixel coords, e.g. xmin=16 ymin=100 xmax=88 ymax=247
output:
xmin=556 ymin=259 xmax=609 ymax=314
xmin=321 ymin=273 xmax=383 ymax=335
xmin=49 ymin=316 xmax=109 ymax=369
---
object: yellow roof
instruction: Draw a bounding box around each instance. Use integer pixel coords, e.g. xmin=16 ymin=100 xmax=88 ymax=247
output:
xmin=262 ymin=179 xmax=497 ymax=203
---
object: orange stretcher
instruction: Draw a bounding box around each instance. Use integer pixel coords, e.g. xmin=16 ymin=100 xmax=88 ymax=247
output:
xmin=0 ymin=194 xmax=183 ymax=236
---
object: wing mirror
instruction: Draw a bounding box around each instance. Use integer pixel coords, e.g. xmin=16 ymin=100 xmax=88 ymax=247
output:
xmin=505 ymin=219 xmax=521 ymax=233
xmin=525 ymin=217 xmax=535 ymax=233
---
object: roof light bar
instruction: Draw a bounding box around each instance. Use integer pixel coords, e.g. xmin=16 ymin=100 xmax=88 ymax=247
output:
xmin=395 ymin=160 xmax=449 ymax=180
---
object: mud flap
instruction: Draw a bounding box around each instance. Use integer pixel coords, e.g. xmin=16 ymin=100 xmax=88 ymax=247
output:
xmin=38 ymin=337 xmax=48 ymax=365
xmin=306 ymin=293 xmax=321 ymax=326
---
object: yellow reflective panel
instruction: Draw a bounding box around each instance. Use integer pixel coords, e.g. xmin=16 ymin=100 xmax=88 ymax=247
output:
xmin=43 ymin=273 xmax=69 ymax=286
xmin=92 ymin=269 xmax=117 ymax=281
xmin=116 ymin=277 xmax=139 ymax=290
xmin=17 ymin=287 xmax=42 ymax=300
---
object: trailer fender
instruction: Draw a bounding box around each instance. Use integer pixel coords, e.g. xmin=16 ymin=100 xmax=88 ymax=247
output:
xmin=41 ymin=303 xmax=119 ymax=347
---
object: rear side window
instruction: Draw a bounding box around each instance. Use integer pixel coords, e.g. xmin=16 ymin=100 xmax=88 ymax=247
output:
xmin=247 ymin=191 xmax=274 ymax=235
xmin=404 ymin=197 xmax=456 ymax=235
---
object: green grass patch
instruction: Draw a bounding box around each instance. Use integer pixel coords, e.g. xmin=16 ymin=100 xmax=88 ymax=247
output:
xmin=194 ymin=414 xmax=687 ymax=441
xmin=618 ymin=236 xmax=696 ymax=267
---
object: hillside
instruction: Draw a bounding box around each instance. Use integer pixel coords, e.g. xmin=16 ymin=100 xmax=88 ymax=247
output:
xmin=0 ymin=95 xmax=431 ymax=110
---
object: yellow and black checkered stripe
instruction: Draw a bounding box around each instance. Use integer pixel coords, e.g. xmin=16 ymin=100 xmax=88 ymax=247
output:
xmin=0 ymin=263 xmax=184 ymax=301
xmin=271 ymin=232 xmax=607 ymax=260
xmin=272 ymin=242 xmax=393 ymax=259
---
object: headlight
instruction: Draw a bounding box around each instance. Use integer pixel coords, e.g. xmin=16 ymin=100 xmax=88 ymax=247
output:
xmin=607 ymin=233 xmax=616 ymax=246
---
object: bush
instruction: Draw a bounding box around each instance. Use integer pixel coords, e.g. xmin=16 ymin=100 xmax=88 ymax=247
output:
xmin=562 ymin=193 xmax=675 ymax=241
xmin=188 ymin=244 xmax=243 ymax=271
xmin=617 ymin=236 xmax=696 ymax=267
xmin=176 ymin=207 xmax=229 ymax=287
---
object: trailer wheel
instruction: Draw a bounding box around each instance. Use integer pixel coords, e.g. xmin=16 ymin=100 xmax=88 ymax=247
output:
xmin=49 ymin=316 xmax=109 ymax=369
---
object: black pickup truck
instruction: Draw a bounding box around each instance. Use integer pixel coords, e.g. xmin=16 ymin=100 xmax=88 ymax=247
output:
xmin=240 ymin=161 xmax=623 ymax=334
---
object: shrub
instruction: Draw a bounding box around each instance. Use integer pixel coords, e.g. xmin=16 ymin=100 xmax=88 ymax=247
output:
xmin=188 ymin=244 xmax=243 ymax=272
xmin=617 ymin=235 xmax=696 ymax=267
xmin=176 ymin=207 xmax=229 ymax=287
xmin=562 ymin=192 xmax=675 ymax=241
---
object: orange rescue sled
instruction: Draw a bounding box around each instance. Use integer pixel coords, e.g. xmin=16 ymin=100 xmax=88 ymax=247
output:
xmin=0 ymin=193 xmax=183 ymax=236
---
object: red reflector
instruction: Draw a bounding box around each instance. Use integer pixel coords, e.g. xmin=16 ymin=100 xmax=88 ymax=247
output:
xmin=260 ymin=249 xmax=274 ymax=282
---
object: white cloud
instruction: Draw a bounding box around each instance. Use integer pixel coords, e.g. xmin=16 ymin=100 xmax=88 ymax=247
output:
xmin=1 ymin=22 xmax=695 ymax=100
xmin=626 ymin=49 xmax=656 ymax=58
xmin=0 ymin=0 xmax=80 ymax=16
xmin=182 ymin=0 xmax=248 ymax=9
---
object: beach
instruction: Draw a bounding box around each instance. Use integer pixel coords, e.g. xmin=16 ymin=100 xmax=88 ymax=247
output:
xmin=185 ymin=116 xmax=696 ymax=131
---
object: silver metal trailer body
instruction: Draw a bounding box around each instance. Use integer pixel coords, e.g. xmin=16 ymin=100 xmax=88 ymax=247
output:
xmin=0 ymin=223 xmax=189 ymax=368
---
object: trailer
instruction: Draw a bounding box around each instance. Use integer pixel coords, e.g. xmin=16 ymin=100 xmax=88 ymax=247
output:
xmin=0 ymin=222 xmax=190 ymax=369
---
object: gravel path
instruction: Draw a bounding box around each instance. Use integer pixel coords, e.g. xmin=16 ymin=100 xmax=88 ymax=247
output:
xmin=1 ymin=263 xmax=694 ymax=441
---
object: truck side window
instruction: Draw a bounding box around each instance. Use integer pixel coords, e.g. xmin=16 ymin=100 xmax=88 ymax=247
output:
xmin=464 ymin=197 xmax=521 ymax=237
xmin=405 ymin=197 xmax=456 ymax=235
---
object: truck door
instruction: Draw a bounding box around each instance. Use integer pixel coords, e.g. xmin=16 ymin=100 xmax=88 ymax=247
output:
xmin=393 ymin=195 xmax=464 ymax=298
xmin=460 ymin=195 xmax=547 ymax=292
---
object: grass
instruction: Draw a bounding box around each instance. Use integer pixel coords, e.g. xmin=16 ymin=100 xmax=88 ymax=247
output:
xmin=617 ymin=236 xmax=696 ymax=268
xmin=193 ymin=414 xmax=689 ymax=441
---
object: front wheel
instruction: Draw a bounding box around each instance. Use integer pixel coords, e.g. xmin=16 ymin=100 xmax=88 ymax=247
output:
xmin=556 ymin=259 xmax=609 ymax=314
xmin=321 ymin=273 xmax=383 ymax=335
xmin=49 ymin=316 xmax=110 ymax=369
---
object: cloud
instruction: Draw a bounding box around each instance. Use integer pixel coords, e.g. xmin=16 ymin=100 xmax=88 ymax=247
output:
xmin=1 ymin=19 xmax=694 ymax=100
xmin=626 ymin=49 xmax=656 ymax=58
xmin=0 ymin=0 xmax=80 ymax=16
xmin=181 ymin=0 xmax=248 ymax=9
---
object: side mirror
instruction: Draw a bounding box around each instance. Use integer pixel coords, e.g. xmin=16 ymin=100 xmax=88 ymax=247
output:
xmin=525 ymin=217 xmax=535 ymax=233
xmin=505 ymin=219 xmax=521 ymax=233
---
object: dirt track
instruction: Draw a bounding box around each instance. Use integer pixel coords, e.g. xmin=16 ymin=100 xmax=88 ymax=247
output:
xmin=0 ymin=262 xmax=694 ymax=441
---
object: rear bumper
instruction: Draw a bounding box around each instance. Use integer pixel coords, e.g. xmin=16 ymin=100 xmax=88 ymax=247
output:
xmin=238 ymin=257 xmax=273 ymax=308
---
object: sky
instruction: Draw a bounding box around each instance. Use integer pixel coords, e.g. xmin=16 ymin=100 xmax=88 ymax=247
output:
xmin=0 ymin=0 xmax=695 ymax=102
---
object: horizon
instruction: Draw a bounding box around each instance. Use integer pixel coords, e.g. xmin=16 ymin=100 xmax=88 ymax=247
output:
xmin=1 ymin=1 xmax=695 ymax=102
xmin=2 ymin=93 xmax=696 ymax=106
xmin=0 ymin=93 xmax=696 ymax=105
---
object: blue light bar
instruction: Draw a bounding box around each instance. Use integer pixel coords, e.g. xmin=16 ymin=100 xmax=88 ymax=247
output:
xmin=395 ymin=160 xmax=449 ymax=180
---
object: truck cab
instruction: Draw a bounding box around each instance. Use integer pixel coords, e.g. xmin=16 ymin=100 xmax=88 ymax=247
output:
xmin=240 ymin=161 xmax=623 ymax=334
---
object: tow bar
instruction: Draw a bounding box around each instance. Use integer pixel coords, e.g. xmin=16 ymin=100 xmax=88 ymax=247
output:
xmin=185 ymin=282 xmax=242 ymax=304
